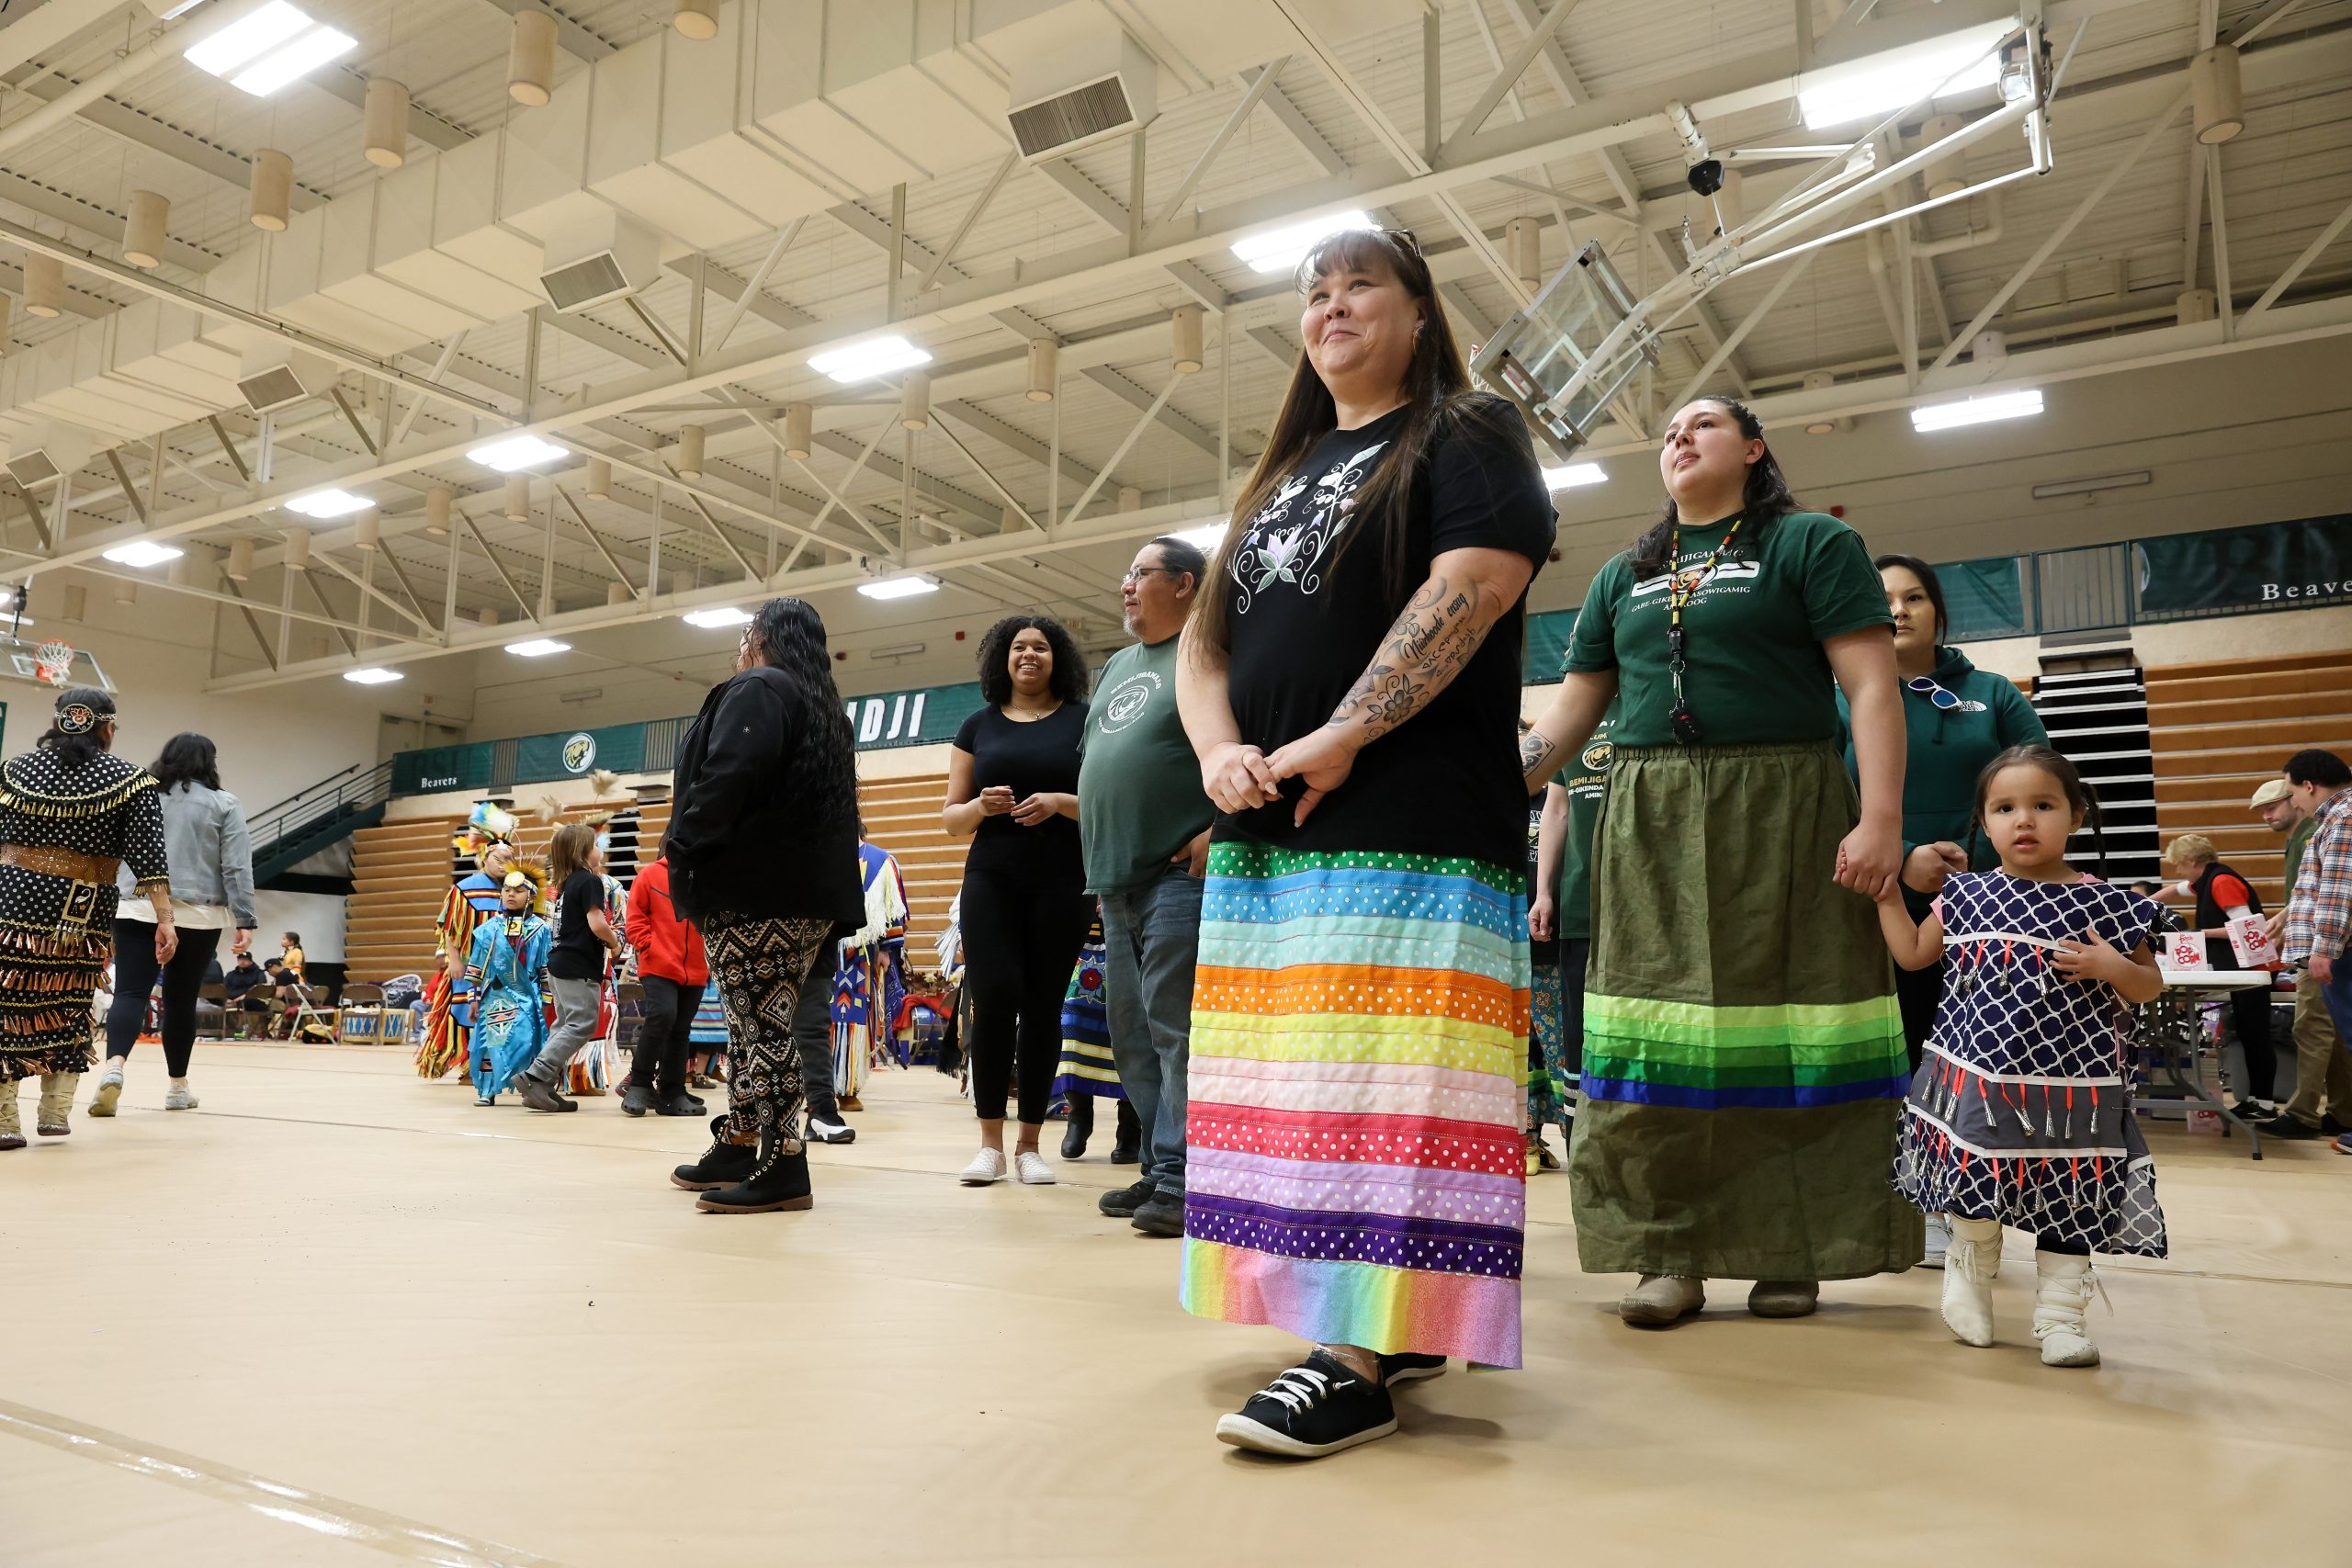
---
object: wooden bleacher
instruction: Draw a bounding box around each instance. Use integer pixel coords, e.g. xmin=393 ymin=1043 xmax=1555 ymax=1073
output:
xmin=2148 ymin=649 xmax=2352 ymax=909
xmin=345 ymin=777 xmax=957 ymax=983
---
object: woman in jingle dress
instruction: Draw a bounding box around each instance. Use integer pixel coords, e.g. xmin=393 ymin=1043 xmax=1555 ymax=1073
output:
xmin=0 ymin=687 xmax=172 ymax=1149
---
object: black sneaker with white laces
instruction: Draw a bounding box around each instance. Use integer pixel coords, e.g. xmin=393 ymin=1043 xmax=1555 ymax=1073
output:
xmin=1215 ymin=1349 xmax=1397 ymax=1459
xmin=1376 ymin=1352 xmax=1446 ymax=1386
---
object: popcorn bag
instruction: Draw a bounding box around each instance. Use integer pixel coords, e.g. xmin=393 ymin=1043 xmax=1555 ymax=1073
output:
xmin=2159 ymin=931 xmax=2208 ymax=971
xmin=2223 ymin=913 xmax=2278 ymax=969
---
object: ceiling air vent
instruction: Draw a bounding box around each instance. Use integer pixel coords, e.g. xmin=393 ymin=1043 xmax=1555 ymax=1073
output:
xmin=237 ymin=363 xmax=311 ymax=415
xmin=5 ymin=449 xmax=61 ymax=489
xmin=538 ymin=210 xmax=658 ymax=315
xmin=1006 ymin=31 xmax=1156 ymax=164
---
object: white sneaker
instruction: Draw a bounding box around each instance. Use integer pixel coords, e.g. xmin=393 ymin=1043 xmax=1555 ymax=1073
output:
xmin=805 ymin=1113 xmax=855 ymax=1145
xmin=1014 ymin=1149 xmax=1057 ymax=1185
xmin=1940 ymin=1215 xmax=2001 ymax=1348
xmin=164 ymin=1084 xmax=198 ymax=1111
xmin=88 ymin=1068 xmax=124 ymax=1118
xmin=959 ymin=1148 xmax=1009 ymax=1185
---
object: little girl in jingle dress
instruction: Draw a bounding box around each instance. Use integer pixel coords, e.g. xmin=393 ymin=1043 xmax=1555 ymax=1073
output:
xmin=1894 ymin=871 xmax=2166 ymax=1257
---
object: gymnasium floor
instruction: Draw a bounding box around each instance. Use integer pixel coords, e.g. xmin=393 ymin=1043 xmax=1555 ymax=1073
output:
xmin=6 ymin=1043 xmax=2349 ymax=1568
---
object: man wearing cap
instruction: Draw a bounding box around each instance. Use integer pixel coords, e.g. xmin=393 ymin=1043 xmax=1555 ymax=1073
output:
xmin=2274 ymin=751 xmax=2352 ymax=1144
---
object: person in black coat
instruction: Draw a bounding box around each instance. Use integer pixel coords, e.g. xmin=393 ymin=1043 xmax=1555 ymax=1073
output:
xmin=662 ymin=598 xmax=865 ymax=1214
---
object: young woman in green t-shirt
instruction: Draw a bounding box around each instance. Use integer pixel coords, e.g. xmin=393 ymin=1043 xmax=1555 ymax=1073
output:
xmin=1519 ymin=396 xmax=1919 ymax=1328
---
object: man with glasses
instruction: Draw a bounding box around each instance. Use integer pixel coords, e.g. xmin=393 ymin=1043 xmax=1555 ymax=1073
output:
xmin=1077 ymin=536 xmax=1216 ymax=1236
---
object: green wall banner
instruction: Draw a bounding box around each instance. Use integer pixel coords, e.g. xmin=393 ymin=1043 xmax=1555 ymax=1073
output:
xmin=845 ymin=682 xmax=985 ymax=750
xmin=514 ymin=722 xmax=648 ymax=781
xmin=2136 ymin=514 xmax=2352 ymax=615
xmin=395 ymin=742 xmax=493 ymax=795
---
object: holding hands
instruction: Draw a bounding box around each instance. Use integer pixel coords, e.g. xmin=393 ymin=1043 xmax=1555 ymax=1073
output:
xmin=1903 ymin=840 xmax=1968 ymax=895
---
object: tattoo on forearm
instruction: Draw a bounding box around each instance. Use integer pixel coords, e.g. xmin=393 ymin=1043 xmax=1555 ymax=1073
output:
xmin=1519 ymin=728 xmax=1559 ymax=780
xmin=1325 ymin=573 xmax=1503 ymax=740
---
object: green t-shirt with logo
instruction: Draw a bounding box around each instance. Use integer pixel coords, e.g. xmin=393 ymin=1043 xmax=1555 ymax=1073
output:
xmin=1555 ymin=714 xmax=1614 ymax=939
xmin=1077 ymin=635 xmax=1215 ymax=893
xmin=1565 ymin=510 xmax=1890 ymax=749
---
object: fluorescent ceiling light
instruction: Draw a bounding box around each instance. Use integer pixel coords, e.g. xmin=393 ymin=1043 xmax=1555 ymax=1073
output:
xmin=187 ymin=3 xmax=356 ymax=97
xmin=183 ymin=1 xmax=311 ymax=76
xmin=857 ymin=576 xmax=938 ymax=601
xmin=1170 ymin=522 xmax=1228 ymax=550
xmin=101 ymin=541 xmax=186 ymax=569
xmin=808 ymin=336 xmax=932 ymax=384
xmin=505 ymin=638 xmax=571 ymax=657
xmin=1911 ymin=389 xmax=2043 ymax=432
xmin=682 ymin=606 xmax=752 ymax=628
xmin=227 ymin=23 xmax=354 ymax=96
xmin=284 ymin=488 xmax=373 ymax=518
xmin=1543 ymin=463 xmax=1606 ymax=491
xmin=1229 ymin=210 xmax=1376 ymax=275
xmin=1798 ymin=20 xmax=2012 ymax=129
xmin=468 ymin=434 xmax=568 ymax=472
xmin=343 ymin=666 xmax=402 ymax=684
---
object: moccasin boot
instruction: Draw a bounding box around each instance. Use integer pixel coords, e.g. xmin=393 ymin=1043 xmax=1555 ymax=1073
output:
xmin=2032 ymin=1251 xmax=2101 ymax=1368
xmin=1617 ymin=1274 xmax=1705 ymax=1326
xmin=37 ymin=1073 xmax=78 ymax=1136
xmin=1747 ymin=1280 xmax=1820 ymax=1318
xmin=1941 ymin=1216 xmax=2003 ymax=1348
xmin=0 ymin=1080 xmax=22 ymax=1151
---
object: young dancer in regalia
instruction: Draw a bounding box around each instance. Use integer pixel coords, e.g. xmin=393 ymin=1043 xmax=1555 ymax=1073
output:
xmin=468 ymin=854 xmax=555 ymax=1106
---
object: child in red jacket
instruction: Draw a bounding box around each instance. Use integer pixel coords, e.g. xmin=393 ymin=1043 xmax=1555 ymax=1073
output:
xmin=621 ymin=850 xmax=712 ymax=1117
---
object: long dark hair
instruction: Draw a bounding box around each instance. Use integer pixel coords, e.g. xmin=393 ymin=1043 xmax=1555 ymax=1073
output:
xmin=1630 ymin=396 xmax=1803 ymax=577
xmin=1873 ymin=553 xmax=1948 ymax=644
xmin=743 ymin=597 xmax=858 ymax=825
xmin=151 ymin=732 xmax=221 ymax=793
xmin=976 ymin=615 xmax=1089 ymax=706
xmin=1192 ymin=227 xmax=1523 ymax=662
xmin=40 ymin=685 xmax=116 ymax=767
xmin=1970 ymin=743 xmax=2108 ymax=877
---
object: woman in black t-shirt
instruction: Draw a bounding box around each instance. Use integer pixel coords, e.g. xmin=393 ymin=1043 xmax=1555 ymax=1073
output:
xmin=1173 ymin=226 xmax=1554 ymax=1458
xmin=944 ymin=615 xmax=1091 ymax=1189
xmin=511 ymin=821 xmax=617 ymax=1111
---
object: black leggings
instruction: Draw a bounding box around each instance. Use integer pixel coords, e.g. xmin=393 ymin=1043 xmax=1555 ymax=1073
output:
xmin=630 ymin=975 xmax=705 ymax=1098
xmin=106 ymin=921 xmax=225 ymax=1078
xmin=959 ymin=864 xmax=1091 ymax=1124
xmin=2230 ymin=987 xmax=2276 ymax=1101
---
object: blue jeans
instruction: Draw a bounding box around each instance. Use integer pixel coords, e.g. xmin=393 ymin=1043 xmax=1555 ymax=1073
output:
xmin=1099 ymin=865 xmax=1204 ymax=1198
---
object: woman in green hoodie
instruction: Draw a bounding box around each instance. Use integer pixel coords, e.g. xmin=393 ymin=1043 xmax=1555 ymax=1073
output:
xmin=1840 ymin=554 xmax=2048 ymax=1064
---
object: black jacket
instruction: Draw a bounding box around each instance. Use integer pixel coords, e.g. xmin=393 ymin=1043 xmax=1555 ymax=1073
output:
xmin=665 ymin=665 xmax=864 ymax=927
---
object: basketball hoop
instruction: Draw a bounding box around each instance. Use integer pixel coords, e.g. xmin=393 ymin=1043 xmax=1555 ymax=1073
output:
xmin=34 ymin=640 xmax=74 ymax=688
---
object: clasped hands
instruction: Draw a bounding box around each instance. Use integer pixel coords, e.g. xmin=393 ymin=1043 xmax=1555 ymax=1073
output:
xmin=975 ymin=784 xmax=1069 ymax=827
xmin=1202 ymin=729 xmax=1359 ymax=829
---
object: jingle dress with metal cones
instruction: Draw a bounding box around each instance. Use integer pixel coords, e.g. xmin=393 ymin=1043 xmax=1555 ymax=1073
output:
xmin=0 ymin=748 xmax=168 ymax=1082
xmin=1893 ymin=870 xmax=2167 ymax=1256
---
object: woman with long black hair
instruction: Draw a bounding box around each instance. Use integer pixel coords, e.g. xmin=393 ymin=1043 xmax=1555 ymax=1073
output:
xmin=0 ymin=688 xmax=171 ymax=1149
xmin=662 ymin=598 xmax=864 ymax=1213
xmin=943 ymin=614 xmax=1091 ymax=1187
xmin=92 ymin=732 xmax=256 ymax=1115
xmin=1521 ymin=395 xmax=1918 ymax=1327
xmin=1175 ymin=226 xmax=1554 ymax=1457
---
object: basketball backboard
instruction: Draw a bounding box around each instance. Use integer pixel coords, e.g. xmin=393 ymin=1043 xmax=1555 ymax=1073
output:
xmin=0 ymin=632 xmax=110 ymax=692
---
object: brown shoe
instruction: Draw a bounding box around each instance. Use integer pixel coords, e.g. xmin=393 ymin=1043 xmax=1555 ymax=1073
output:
xmin=1747 ymin=1280 xmax=1820 ymax=1318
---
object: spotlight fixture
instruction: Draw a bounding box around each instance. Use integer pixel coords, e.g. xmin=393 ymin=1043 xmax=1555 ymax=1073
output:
xmin=1795 ymin=20 xmax=2010 ymax=130
xmin=856 ymin=576 xmax=939 ymax=601
xmin=505 ymin=638 xmax=572 ymax=657
xmin=468 ymin=434 xmax=568 ymax=472
xmin=1229 ymin=211 xmax=1376 ymax=276
xmin=284 ymin=488 xmax=373 ymax=518
xmin=682 ymin=606 xmax=752 ymax=628
xmin=101 ymin=541 xmax=187 ymax=569
xmin=807 ymin=336 xmax=933 ymax=385
xmin=1911 ymin=389 xmax=2043 ymax=432
xmin=343 ymin=666 xmax=402 ymax=684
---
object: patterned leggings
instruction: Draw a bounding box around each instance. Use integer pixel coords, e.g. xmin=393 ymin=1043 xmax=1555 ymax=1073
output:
xmin=700 ymin=911 xmax=835 ymax=1153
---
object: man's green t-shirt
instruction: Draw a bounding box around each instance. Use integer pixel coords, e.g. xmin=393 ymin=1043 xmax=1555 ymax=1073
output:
xmin=1077 ymin=635 xmax=1214 ymax=893
xmin=1565 ymin=511 xmax=1890 ymax=748
xmin=2286 ymin=814 xmax=2317 ymax=896
xmin=1555 ymin=714 xmax=1614 ymax=940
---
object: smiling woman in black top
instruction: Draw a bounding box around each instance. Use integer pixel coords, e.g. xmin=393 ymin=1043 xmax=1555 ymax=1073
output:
xmin=944 ymin=614 xmax=1091 ymax=1189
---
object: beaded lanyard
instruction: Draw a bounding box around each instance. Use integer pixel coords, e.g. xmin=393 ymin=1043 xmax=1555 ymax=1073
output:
xmin=1665 ymin=513 xmax=1745 ymax=745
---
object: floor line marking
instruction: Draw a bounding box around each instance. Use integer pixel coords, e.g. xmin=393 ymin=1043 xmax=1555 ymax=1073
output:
xmin=0 ymin=1397 xmax=567 ymax=1568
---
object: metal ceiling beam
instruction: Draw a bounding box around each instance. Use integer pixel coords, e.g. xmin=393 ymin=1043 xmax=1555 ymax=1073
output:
xmin=1080 ymin=366 xmax=1223 ymax=460
xmin=302 ymin=66 xmax=468 ymax=153
xmin=4 ymin=67 xmax=329 ymax=213
xmin=469 ymin=0 xmax=616 ymax=62
xmin=1237 ymin=62 xmax=1348 ymax=178
xmin=935 ymin=398 xmax=1103 ymax=496
xmin=0 ymin=169 xmax=214 ymax=272
xmin=1038 ymin=161 xmax=1129 ymax=234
